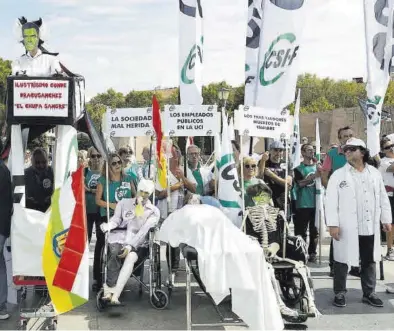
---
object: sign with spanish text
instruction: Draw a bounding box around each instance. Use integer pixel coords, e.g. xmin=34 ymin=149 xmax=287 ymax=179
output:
xmin=163 ymin=105 xmax=219 ymax=136
xmin=107 ymin=108 xmax=154 ymax=137
xmin=234 ymin=106 xmax=291 ymax=139
xmin=13 ymin=80 xmax=69 ymax=117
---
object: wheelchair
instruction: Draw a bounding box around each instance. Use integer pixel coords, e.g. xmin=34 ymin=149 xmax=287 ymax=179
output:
xmin=244 ymin=201 xmax=319 ymax=323
xmin=96 ymin=226 xmax=169 ymax=311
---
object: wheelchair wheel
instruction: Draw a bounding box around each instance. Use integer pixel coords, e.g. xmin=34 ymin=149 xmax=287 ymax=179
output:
xmin=278 ymin=271 xmax=306 ymax=307
xmin=96 ymin=289 xmax=108 ymax=312
xmin=150 ymin=290 xmax=169 ymax=310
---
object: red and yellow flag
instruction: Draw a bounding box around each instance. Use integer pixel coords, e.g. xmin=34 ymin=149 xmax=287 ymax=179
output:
xmin=152 ymin=95 xmax=167 ymax=189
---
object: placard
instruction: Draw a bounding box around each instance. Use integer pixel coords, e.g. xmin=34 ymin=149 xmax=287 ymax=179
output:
xmin=163 ymin=105 xmax=219 ymax=136
xmin=13 ymin=80 xmax=69 ymax=117
xmin=234 ymin=106 xmax=291 ymax=139
xmin=107 ymin=107 xmax=153 ymax=137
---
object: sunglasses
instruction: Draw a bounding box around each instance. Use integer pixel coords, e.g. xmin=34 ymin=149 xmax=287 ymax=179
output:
xmin=245 ymin=164 xmax=257 ymax=169
xmin=384 ymin=144 xmax=394 ymax=150
xmin=111 ymin=160 xmax=122 ymax=166
xmin=91 ymin=154 xmax=102 ymax=159
xmin=343 ymin=146 xmax=359 ymax=153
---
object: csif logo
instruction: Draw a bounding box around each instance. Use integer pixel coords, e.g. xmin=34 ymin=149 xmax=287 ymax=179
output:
xmin=260 ymin=33 xmax=299 ymax=86
xmin=181 ymin=36 xmax=203 ymax=84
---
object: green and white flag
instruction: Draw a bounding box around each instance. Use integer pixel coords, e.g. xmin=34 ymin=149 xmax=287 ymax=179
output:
xmin=179 ymin=0 xmax=203 ymax=105
xmin=244 ymin=0 xmax=263 ymax=106
xmin=217 ymin=112 xmax=242 ymax=228
xmin=363 ymin=0 xmax=394 ymax=157
xmin=255 ymin=0 xmax=306 ymax=110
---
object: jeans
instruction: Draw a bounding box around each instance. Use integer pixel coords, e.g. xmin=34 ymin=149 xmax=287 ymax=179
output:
xmin=0 ymin=234 xmax=7 ymax=311
xmin=93 ymin=216 xmax=106 ymax=286
xmin=87 ymin=212 xmax=101 ymax=243
xmin=294 ymin=208 xmax=318 ymax=255
xmin=334 ymin=235 xmax=376 ymax=296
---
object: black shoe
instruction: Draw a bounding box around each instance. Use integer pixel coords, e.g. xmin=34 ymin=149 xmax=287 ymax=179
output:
xmin=92 ymin=282 xmax=99 ymax=292
xmin=308 ymin=254 xmax=317 ymax=263
xmin=362 ymin=293 xmax=383 ymax=307
xmin=349 ymin=267 xmax=360 ymax=277
xmin=333 ymin=293 xmax=346 ymax=307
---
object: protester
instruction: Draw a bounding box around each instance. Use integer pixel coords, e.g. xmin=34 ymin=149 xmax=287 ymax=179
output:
xmin=141 ymin=146 xmax=155 ymax=180
xmin=155 ymin=145 xmax=194 ymax=272
xmin=119 ymin=146 xmax=140 ymax=186
xmin=326 ymin=138 xmax=392 ymax=308
xmin=94 ymin=153 xmax=136 ymax=290
xmin=231 ymin=140 xmax=241 ymax=167
xmin=263 ymin=140 xmax=293 ymax=216
xmin=84 ymin=147 xmax=102 ymax=243
xmin=24 ymin=149 xmax=31 ymax=168
xmin=293 ymin=144 xmax=320 ymax=263
xmin=24 ymin=148 xmax=54 ymax=213
xmin=0 ymin=140 xmax=12 ymax=320
xmin=321 ymin=126 xmax=358 ymax=277
xmin=379 ymin=136 xmax=394 ymax=261
xmin=78 ymin=150 xmax=88 ymax=168
xmin=186 ymin=145 xmax=214 ymax=196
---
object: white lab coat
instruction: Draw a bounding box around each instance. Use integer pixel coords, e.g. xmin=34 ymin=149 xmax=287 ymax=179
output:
xmin=325 ymin=163 xmax=392 ymax=266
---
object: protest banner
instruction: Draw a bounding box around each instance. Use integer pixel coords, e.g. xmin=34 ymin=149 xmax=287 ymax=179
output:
xmin=163 ymin=104 xmax=219 ymax=137
xmin=234 ymin=106 xmax=291 ymax=139
xmin=106 ymin=107 xmax=154 ymax=137
xmin=13 ymin=79 xmax=69 ymax=117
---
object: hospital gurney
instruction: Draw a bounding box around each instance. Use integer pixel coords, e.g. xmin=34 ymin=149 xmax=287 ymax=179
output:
xmin=13 ymin=276 xmax=57 ymax=330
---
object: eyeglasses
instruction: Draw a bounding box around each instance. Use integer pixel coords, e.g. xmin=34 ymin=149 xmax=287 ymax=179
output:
xmin=111 ymin=160 xmax=122 ymax=166
xmin=245 ymin=164 xmax=257 ymax=169
xmin=343 ymin=146 xmax=359 ymax=153
xmin=384 ymin=144 xmax=394 ymax=150
xmin=91 ymin=154 xmax=102 ymax=159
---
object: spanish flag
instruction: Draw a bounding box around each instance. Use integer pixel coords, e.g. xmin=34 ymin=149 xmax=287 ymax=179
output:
xmin=42 ymin=167 xmax=89 ymax=314
xmin=152 ymin=94 xmax=167 ymax=189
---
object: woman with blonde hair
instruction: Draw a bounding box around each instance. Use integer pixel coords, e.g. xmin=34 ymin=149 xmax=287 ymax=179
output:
xmin=78 ymin=150 xmax=88 ymax=168
xmin=93 ymin=153 xmax=137 ymax=290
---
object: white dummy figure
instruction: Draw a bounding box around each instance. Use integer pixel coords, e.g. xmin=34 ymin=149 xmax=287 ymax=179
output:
xmin=100 ymin=179 xmax=160 ymax=305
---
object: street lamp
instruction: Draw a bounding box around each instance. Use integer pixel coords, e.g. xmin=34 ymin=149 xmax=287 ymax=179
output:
xmin=218 ymin=87 xmax=230 ymax=110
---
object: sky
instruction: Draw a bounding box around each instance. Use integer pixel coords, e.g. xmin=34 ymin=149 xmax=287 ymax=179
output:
xmin=0 ymin=0 xmax=366 ymax=100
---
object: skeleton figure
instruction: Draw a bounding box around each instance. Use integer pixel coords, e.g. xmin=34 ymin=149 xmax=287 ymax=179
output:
xmin=245 ymin=183 xmax=320 ymax=322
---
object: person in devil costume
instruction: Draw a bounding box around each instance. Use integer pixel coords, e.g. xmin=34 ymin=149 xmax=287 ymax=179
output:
xmin=12 ymin=17 xmax=63 ymax=77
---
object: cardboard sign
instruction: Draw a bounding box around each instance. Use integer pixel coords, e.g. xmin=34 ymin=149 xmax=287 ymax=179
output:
xmin=107 ymin=107 xmax=154 ymax=137
xmin=13 ymin=80 xmax=69 ymax=117
xmin=234 ymin=106 xmax=291 ymax=139
xmin=163 ymin=105 xmax=219 ymax=136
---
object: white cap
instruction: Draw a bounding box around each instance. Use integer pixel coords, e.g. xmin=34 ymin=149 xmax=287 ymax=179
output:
xmin=345 ymin=137 xmax=366 ymax=149
xmin=137 ymin=179 xmax=155 ymax=195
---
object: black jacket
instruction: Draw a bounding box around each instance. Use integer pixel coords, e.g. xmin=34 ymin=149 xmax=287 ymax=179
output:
xmin=0 ymin=161 xmax=13 ymax=237
xmin=25 ymin=166 xmax=54 ymax=213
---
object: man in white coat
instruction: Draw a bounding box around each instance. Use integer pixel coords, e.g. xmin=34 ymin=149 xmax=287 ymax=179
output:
xmin=326 ymin=138 xmax=392 ymax=308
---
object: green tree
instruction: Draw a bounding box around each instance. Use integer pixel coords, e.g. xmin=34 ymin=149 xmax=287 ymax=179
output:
xmin=125 ymin=90 xmax=155 ymax=108
xmin=0 ymin=58 xmax=12 ymax=128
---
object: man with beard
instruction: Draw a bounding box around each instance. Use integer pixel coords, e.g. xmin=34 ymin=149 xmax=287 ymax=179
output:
xmin=24 ymin=148 xmax=54 ymax=213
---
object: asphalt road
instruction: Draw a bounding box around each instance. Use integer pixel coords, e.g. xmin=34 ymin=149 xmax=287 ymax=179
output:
xmin=3 ymin=237 xmax=394 ymax=330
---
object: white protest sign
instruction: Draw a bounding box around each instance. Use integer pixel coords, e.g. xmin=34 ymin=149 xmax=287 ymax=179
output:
xmin=13 ymin=80 xmax=69 ymax=117
xmin=107 ymin=108 xmax=154 ymax=137
xmin=163 ymin=105 xmax=220 ymax=136
xmin=234 ymin=106 xmax=291 ymax=139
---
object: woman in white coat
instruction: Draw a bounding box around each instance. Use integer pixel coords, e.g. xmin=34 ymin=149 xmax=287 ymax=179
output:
xmin=325 ymin=138 xmax=392 ymax=308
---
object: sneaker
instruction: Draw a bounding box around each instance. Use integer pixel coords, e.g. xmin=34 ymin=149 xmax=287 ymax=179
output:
xmin=362 ymin=293 xmax=383 ymax=307
xmin=349 ymin=267 xmax=361 ymax=277
xmin=308 ymin=254 xmax=317 ymax=263
xmin=0 ymin=311 xmax=9 ymax=320
xmin=333 ymin=293 xmax=346 ymax=307
xmin=386 ymin=248 xmax=394 ymax=261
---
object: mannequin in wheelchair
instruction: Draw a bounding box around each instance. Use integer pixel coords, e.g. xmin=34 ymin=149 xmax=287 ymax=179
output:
xmin=245 ymin=183 xmax=320 ymax=323
xmin=100 ymin=179 xmax=160 ymax=305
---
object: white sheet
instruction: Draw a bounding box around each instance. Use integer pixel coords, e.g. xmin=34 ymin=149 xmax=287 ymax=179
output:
xmin=158 ymin=204 xmax=284 ymax=331
xmin=11 ymin=204 xmax=49 ymax=276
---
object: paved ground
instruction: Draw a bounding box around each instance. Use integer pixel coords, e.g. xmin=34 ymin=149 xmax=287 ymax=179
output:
xmin=3 ymin=235 xmax=394 ymax=330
